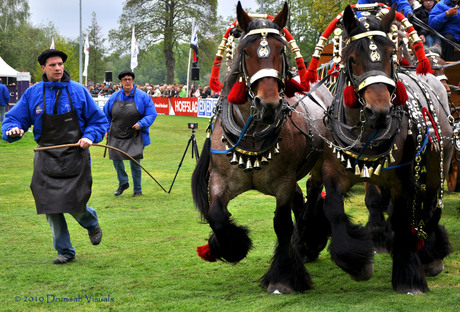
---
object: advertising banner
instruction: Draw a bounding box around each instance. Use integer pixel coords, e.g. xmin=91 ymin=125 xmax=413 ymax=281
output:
xmin=197 ymin=98 xmax=218 ymax=118
xmin=151 ymin=96 xmax=170 ymax=115
xmin=170 ymin=97 xmax=198 ymax=117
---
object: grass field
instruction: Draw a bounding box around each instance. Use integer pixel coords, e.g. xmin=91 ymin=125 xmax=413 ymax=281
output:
xmin=0 ymin=115 xmax=459 ymax=312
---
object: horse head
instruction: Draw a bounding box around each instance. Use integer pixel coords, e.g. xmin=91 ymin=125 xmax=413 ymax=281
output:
xmin=233 ymin=1 xmax=289 ymax=124
xmin=342 ymin=5 xmax=397 ymax=129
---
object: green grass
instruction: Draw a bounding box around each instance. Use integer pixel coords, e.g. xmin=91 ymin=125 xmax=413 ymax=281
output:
xmin=0 ymin=115 xmax=459 ymax=312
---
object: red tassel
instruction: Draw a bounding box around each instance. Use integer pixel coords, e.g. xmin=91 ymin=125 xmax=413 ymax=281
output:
xmin=399 ymin=57 xmax=411 ymax=67
xmin=227 ymin=80 xmax=247 ymax=104
xmin=343 ymin=85 xmax=359 ymax=109
xmin=327 ymin=64 xmax=340 ymax=77
xmin=306 ymin=57 xmax=319 ymax=83
xmin=413 ymin=42 xmax=433 ymax=75
xmin=209 ymin=56 xmax=224 ymax=92
xmin=393 ymin=81 xmax=408 ymax=106
xmin=416 ymin=57 xmax=432 ymax=76
xmin=295 ymin=58 xmax=310 ymax=91
xmin=197 ymin=244 xmax=217 ymax=262
xmin=285 ymin=78 xmax=308 ymax=97
xmin=321 ymin=190 xmax=326 ymax=199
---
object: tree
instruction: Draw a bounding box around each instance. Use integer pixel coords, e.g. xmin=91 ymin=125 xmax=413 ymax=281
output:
xmin=110 ymin=0 xmax=218 ymax=84
xmin=86 ymin=12 xmax=107 ymax=84
xmin=0 ymin=0 xmax=29 ymax=34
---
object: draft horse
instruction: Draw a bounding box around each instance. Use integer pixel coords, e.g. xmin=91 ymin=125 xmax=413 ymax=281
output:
xmin=191 ymin=2 xmax=332 ymax=293
xmin=297 ymin=4 xmax=453 ymax=294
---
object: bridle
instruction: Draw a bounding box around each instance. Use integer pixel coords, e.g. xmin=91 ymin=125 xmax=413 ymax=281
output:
xmin=240 ymin=28 xmax=287 ymax=99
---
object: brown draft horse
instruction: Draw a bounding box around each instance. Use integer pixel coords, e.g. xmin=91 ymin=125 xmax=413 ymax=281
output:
xmin=191 ymin=2 xmax=332 ymax=293
xmin=296 ymin=5 xmax=453 ymax=294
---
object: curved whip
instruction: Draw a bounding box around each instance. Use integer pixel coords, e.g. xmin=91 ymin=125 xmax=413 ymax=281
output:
xmin=34 ymin=143 xmax=168 ymax=193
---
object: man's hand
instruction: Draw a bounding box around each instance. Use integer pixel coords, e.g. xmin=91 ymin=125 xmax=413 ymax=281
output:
xmin=132 ymin=123 xmax=140 ymax=130
xmin=446 ymin=6 xmax=459 ymax=17
xmin=78 ymin=137 xmax=93 ymax=149
xmin=5 ymin=127 xmax=24 ymax=138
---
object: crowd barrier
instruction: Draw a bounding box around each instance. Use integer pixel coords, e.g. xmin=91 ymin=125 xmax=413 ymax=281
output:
xmin=95 ymin=96 xmax=218 ymax=119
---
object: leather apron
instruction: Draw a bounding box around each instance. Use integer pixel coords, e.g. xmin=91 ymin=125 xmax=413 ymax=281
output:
xmin=30 ymin=86 xmax=92 ymax=214
xmin=108 ymin=89 xmax=143 ymax=160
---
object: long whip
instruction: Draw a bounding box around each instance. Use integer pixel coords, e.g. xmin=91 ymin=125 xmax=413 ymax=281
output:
xmin=34 ymin=143 xmax=168 ymax=193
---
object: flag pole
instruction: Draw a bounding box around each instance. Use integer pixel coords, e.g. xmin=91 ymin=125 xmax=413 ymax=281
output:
xmin=186 ymin=21 xmax=194 ymax=97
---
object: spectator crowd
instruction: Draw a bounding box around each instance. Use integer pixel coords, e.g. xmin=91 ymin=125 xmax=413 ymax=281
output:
xmin=86 ymin=81 xmax=220 ymax=99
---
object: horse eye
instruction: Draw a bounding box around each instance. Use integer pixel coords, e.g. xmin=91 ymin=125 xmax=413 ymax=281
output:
xmin=349 ymin=57 xmax=356 ymax=65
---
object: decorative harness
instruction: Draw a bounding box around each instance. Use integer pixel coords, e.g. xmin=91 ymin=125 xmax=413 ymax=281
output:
xmin=208 ymin=14 xmax=310 ymax=172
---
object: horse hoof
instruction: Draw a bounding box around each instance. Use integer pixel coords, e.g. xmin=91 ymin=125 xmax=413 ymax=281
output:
xmin=267 ymin=283 xmax=293 ymax=294
xmin=396 ymin=286 xmax=424 ymax=295
xmin=424 ymin=259 xmax=444 ymax=277
xmin=350 ymin=262 xmax=373 ymax=281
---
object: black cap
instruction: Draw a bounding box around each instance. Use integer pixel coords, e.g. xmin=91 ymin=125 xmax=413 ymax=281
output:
xmin=38 ymin=49 xmax=68 ymax=65
xmin=118 ymin=70 xmax=135 ymax=80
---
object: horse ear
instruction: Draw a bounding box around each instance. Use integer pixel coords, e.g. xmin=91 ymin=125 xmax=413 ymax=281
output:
xmin=342 ymin=6 xmax=358 ymax=37
xmin=381 ymin=4 xmax=396 ymax=33
xmin=273 ymin=1 xmax=289 ymax=29
xmin=237 ymin=1 xmax=252 ymax=32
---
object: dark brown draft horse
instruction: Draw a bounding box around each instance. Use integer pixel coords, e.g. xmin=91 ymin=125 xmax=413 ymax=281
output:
xmin=191 ymin=2 xmax=332 ymax=293
xmin=297 ymin=4 xmax=453 ymax=294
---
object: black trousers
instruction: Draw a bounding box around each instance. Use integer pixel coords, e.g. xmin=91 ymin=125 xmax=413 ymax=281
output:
xmin=441 ymin=33 xmax=459 ymax=61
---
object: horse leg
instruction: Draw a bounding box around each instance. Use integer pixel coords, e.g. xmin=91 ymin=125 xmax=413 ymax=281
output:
xmin=323 ymin=174 xmax=374 ymax=281
xmin=418 ymin=207 xmax=451 ymax=277
xmin=262 ymin=187 xmax=313 ymax=293
xmin=206 ymin=194 xmax=253 ymax=263
xmin=389 ymin=191 xmax=430 ymax=294
xmin=364 ymin=183 xmax=392 ymax=253
xmin=293 ymin=176 xmax=331 ymax=263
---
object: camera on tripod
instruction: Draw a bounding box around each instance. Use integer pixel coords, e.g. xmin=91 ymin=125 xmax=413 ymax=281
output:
xmin=188 ymin=123 xmax=198 ymax=130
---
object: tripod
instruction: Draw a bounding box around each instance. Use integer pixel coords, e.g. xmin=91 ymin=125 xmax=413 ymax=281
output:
xmin=168 ymin=128 xmax=200 ymax=193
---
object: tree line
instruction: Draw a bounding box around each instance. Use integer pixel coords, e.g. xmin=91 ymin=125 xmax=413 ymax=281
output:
xmin=0 ymin=0 xmax=354 ymax=86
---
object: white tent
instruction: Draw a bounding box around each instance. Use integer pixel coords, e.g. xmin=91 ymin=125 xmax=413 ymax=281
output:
xmin=0 ymin=56 xmax=19 ymax=77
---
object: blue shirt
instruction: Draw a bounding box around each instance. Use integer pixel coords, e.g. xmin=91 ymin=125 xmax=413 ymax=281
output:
xmin=429 ymin=0 xmax=460 ymax=41
xmin=103 ymin=85 xmax=157 ymax=147
xmin=356 ymin=0 xmax=414 ymax=17
xmin=2 ymin=75 xmax=107 ymax=143
xmin=0 ymin=83 xmax=9 ymax=106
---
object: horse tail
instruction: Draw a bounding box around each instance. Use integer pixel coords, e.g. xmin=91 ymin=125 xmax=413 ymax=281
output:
xmin=192 ymin=137 xmax=211 ymax=219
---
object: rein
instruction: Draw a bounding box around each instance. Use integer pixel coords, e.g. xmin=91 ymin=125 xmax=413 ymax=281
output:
xmin=34 ymin=143 xmax=168 ymax=193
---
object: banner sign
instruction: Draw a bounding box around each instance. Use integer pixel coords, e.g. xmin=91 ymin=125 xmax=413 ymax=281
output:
xmin=151 ymin=96 xmax=170 ymax=115
xmin=197 ymin=98 xmax=218 ymax=118
xmin=170 ymin=97 xmax=198 ymax=117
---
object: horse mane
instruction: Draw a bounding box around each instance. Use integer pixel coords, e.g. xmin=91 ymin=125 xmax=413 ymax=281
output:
xmin=222 ymin=18 xmax=288 ymax=95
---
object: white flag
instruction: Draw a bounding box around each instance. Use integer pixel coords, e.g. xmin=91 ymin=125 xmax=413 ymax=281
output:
xmin=82 ymin=35 xmax=90 ymax=77
xmin=131 ymin=26 xmax=139 ymax=70
xmin=50 ymin=38 xmax=55 ymax=49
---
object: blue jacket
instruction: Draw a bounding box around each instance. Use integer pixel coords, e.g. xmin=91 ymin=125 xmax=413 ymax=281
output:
xmin=357 ymin=0 xmax=414 ymax=17
xmin=428 ymin=0 xmax=460 ymax=41
xmin=103 ymin=86 xmax=157 ymax=147
xmin=0 ymin=83 xmax=9 ymax=106
xmin=2 ymin=71 xmax=108 ymax=143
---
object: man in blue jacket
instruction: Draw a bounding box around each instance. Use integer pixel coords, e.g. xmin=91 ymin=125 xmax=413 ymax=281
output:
xmin=2 ymin=49 xmax=108 ymax=264
xmin=103 ymin=70 xmax=157 ymax=197
xmin=429 ymin=0 xmax=460 ymax=60
xmin=0 ymin=77 xmax=9 ymax=122
xmin=356 ymin=0 xmax=414 ymax=17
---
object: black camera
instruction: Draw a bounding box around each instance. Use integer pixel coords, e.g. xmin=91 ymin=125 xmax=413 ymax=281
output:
xmin=188 ymin=123 xmax=198 ymax=130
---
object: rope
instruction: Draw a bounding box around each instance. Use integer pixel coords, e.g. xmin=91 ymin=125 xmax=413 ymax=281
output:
xmin=34 ymin=143 xmax=168 ymax=193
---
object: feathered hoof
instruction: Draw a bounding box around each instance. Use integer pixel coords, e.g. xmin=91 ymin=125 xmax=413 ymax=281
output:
xmin=349 ymin=262 xmax=373 ymax=281
xmin=267 ymin=282 xmax=294 ymax=294
xmin=396 ymin=286 xmax=425 ymax=295
xmin=423 ymin=259 xmax=444 ymax=277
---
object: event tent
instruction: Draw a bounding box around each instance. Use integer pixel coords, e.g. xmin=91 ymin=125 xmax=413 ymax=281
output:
xmin=0 ymin=56 xmax=19 ymax=77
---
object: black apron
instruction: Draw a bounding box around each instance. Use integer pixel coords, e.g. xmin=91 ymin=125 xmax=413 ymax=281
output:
xmin=108 ymin=90 xmax=143 ymax=160
xmin=30 ymin=86 xmax=92 ymax=214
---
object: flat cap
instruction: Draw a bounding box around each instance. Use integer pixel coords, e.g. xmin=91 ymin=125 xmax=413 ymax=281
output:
xmin=118 ymin=70 xmax=135 ymax=80
xmin=38 ymin=49 xmax=68 ymax=65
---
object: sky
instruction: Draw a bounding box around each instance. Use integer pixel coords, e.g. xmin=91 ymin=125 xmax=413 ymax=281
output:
xmin=28 ymin=0 xmax=259 ymax=41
